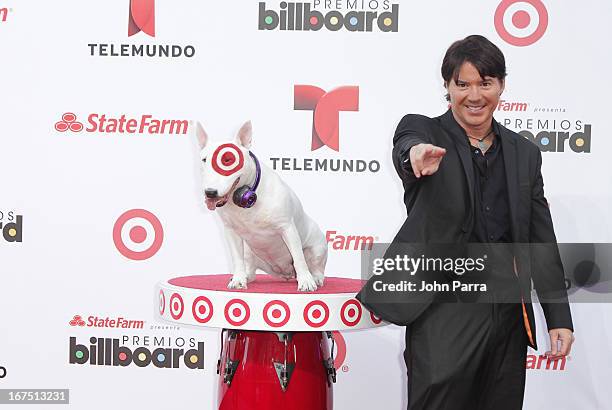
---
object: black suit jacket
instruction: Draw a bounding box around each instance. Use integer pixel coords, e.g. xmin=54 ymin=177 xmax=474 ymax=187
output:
xmin=357 ymin=110 xmax=573 ymax=350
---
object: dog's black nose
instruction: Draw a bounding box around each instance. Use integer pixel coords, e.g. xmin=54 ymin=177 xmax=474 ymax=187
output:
xmin=205 ymin=188 xmax=218 ymax=198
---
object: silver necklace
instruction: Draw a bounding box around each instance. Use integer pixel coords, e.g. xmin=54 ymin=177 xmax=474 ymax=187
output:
xmin=468 ymin=129 xmax=494 ymax=152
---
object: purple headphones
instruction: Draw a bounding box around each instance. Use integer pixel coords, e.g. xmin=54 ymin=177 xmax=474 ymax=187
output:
xmin=232 ymin=151 xmax=261 ymax=208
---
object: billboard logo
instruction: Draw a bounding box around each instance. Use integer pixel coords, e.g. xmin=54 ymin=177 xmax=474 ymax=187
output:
xmin=294 ymin=85 xmax=359 ymax=152
xmin=259 ymin=2 xmax=399 ymax=32
xmin=69 ymin=337 xmax=204 ymax=369
xmin=128 ymin=0 xmax=155 ymax=37
xmin=494 ymin=0 xmax=548 ymax=47
xmin=0 ymin=366 xmax=6 ymax=379
xmin=113 ymin=209 xmax=164 ymax=260
xmin=1 ymin=211 xmax=22 ymax=243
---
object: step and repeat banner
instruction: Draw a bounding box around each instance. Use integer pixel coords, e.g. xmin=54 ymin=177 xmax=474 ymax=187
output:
xmin=1 ymin=0 xmax=611 ymax=409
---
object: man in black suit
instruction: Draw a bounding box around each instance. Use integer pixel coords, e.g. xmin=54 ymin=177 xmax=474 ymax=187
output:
xmin=357 ymin=35 xmax=574 ymax=409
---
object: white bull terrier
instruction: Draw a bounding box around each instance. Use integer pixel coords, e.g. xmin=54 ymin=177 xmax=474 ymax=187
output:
xmin=196 ymin=121 xmax=327 ymax=291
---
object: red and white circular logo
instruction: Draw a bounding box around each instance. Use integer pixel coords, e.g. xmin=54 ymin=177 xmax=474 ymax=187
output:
xmin=370 ymin=311 xmax=382 ymax=325
xmin=263 ymin=300 xmax=290 ymax=328
xmin=303 ymin=300 xmax=330 ymax=328
xmin=159 ymin=290 xmax=166 ymax=315
xmin=224 ymin=298 xmax=250 ymax=326
xmin=211 ymin=143 xmax=244 ymax=176
xmin=192 ymin=296 xmax=214 ymax=324
xmin=340 ymin=299 xmax=362 ymax=327
xmin=494 ymin=0 xmax=548 ymax=47
xmin=69 ymin=315 xmax=86 ymax=327
xmin=55 ymin=112 xmax=84 ymax=133
xmin=169 ymin=293 xmax=184 ymax=320
xmin=113 ymin=209 xmax=164 ymax=260
xmin=332 ymin=331 xmax=347 ymax=370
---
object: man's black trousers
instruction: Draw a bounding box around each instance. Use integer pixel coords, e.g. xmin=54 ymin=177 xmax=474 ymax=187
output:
xmin=405 ymin=302 xmax=528 ymax=410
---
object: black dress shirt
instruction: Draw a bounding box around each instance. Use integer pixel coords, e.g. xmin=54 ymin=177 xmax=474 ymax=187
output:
xmin=468 ymin=134 xmax=512 ymax=243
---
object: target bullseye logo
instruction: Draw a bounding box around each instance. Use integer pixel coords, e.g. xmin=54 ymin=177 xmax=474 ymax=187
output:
xmin=370 ymin=312 xmax=382 ymax=325
xmin=159 ymin=290 xmax=165 ymax=315
xmin=169 ymin=293 xmax=184 ymax=320
xmin=263 ymin=300 xmax=290 ymax=327
xmin=340 ymin=299 xmax=362 ymax=327
xmin=494 ymin=0 xmax=548 ymax=46
xmin=303 ymin=300 xmax=330 ymax=328
xmin=211 ymin=143 xmax=244 ymax=176
xmin=113 ymin=209 xmax=164 ymax=260
xmin=224 ymin=298 xmax=250 ymax=326
xmin=192 ymin=296 xmax=214 ymax=324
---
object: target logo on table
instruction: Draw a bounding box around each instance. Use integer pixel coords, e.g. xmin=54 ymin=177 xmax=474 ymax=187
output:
xmin=340 ymin=299 xmax=362 ymax=327
xmin=113 ymin=209 xmax=164 ymax=260
xmin=224 ymin=299 xmax=250 ymax=326
xmin=192 ymin=296 xmax=214 ymax=324
xmin=370 ymin=312 xmax=382 ymax=325
xmin=303 ymin=300 xmax=330 ymax=328
xmin=211 ymin=143 xmax=244 ymax=176
xmin=494 ymin=0 xmax=548 ymax=47
xmin=159 ymin=290 xmax=166 ymax=315
xmin=263 ymin=300 xmax=290 ymax=327
xmin=169 ymin=293 xmax=184 ymax=320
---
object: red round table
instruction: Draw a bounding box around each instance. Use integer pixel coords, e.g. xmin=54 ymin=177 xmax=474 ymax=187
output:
xmin=155 ymin=274 xmax=385 ymax=410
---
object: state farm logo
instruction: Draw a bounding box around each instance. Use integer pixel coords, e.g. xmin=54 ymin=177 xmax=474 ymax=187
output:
xmin=497 ymin=100 xmax=528 ymax=112
xmin=1 ymin=210 xmax=22 ymax=243
xmin=526 ymin=354 xmax=568 ymax=371
xmin=128 ymin=0 xmax=154 ymax=37
xmin=69 ymin=314 xmax=145 ymax=329
xmin=0 ymin=6 xmax=12 ymax=22
xmin=326 ymin=230 xmax=375 ymax=250
xmin=113 ymin=209 xmax=164 ymax=261
xmin=271 ymin=85 xmax=380 ymax=174
xmin=54 ymin=112 xmax=189 ymax=135
xmin=87 ymin=0 xmax=195 ymax=58
xmin=295 ymin=85 xmax=359 ymax=152
xmin=494 ymin=0 xmax=548 ymax=47
xmin=258 ymin=1 xmax=399 ymax=32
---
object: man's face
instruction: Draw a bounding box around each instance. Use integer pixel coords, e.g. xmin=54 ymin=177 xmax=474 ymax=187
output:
xmin=446 ymin=61 xmax=504 ymax=133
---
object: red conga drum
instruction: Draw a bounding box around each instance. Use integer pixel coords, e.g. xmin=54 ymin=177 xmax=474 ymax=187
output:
xmin=217 ymin=330 xmax=334 ymax=410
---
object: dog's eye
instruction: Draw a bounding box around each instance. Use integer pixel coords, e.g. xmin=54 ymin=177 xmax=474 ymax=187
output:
xmin=202 ymin=158 xmax=207 ymax=163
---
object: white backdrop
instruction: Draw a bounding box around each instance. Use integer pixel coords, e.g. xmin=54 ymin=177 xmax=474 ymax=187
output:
xmin=1 ymin=0 xmax=611 ymax=409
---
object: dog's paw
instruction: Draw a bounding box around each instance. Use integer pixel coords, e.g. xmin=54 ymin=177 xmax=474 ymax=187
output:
xmin=228 ymin=276 xmax=248 ymax=289
xmin=297 ymin=275 xmax=318 ymax=292
xmin=312 ymin=273 xmax=325 ymax=287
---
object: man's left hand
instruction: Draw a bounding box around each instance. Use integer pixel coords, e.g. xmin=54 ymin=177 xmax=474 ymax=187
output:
xmin=546 ymin=328 xmax=574 ymax=358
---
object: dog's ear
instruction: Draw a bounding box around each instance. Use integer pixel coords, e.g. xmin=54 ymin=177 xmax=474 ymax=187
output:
xmin=235 ymin=121 xmax=252 ymax=149
xmin=195 ymin=122 xmax=208 ymax=149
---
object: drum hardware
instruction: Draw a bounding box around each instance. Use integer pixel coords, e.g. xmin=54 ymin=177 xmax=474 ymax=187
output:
xmin=223 ymin=358 xmax=240 ymax=385
xmin=323 ymin=332 xmax=337 ymax=384
xmin=274 ymin=331 xmax=293 ymax=342
xmin=216 ymin=329 xmax=226 ymax=375
xmin=217 ymin=329 xmax=240 ymax=385
xmin=273 ymin=333 xmax=295 ymax=392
